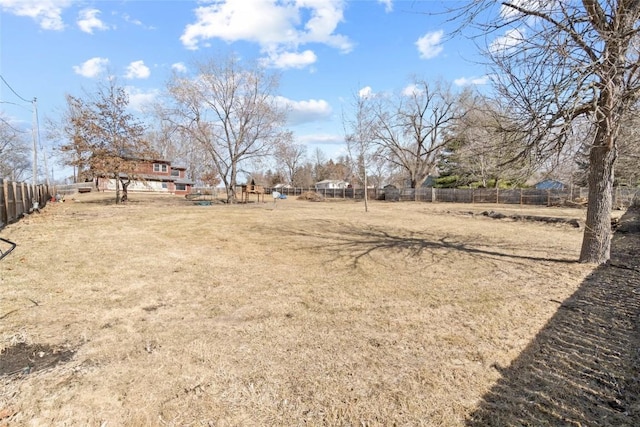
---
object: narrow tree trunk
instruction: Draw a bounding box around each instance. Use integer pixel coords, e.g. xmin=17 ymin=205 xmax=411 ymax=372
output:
xmin=363 ymin=171 xmax=369 ymax=212
xmin=579 ymin=144 xmax=616 ymax=264
xmin=114 ymin=173 xmax=121 ymax=205
xmin=121 ymin=180 xmax=130 ymax=203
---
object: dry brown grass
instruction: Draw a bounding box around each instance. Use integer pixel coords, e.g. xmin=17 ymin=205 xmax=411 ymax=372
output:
xmin=0 ymin=193 xmax=598 ymax=425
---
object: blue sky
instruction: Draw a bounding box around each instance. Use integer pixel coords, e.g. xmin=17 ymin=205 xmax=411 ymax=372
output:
xmin=0 ymin=0 xmax=495 ymax=175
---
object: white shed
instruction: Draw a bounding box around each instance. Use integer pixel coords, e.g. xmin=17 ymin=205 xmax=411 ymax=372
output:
xmin=315 ymin=180 xmax=349 ymax=190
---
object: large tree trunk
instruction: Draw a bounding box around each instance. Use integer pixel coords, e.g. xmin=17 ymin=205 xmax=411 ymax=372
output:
xmin=228 ymin=165 xmax=237 ymax=204
xmin=579 ymin=143 xmax=616 ymax=264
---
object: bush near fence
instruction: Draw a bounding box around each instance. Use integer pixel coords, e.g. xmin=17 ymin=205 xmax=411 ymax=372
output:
xmin=263 ymin=186 xmax=639 ymax=208
xmin=0 ymin=179 xmax=53 ymax=229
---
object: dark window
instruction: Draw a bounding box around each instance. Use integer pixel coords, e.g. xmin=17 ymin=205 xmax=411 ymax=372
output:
xmin=176 ymin=183 xmax=186 ymax=191
xmin=171 ymin=169 xmax=180 ymax=177
xmin=154 ymin=164 xmax=168 ymax=172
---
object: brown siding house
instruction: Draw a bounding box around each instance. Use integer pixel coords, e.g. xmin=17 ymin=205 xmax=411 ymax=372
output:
xmin=97 ymin=159 xmax=194 ymax=195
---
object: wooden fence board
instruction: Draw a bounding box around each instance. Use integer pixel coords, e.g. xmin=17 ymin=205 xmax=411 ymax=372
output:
xmin=0 ymin=179 xmax=6 ymax=226
xmin=0 ymin=179 xmax=52 ymax=229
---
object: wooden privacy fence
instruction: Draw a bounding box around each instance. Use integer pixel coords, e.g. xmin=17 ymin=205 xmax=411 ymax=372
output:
xmin=265 ymin=186 xmax=639 ymax=208
xmin=0 ymin=178 xmax=53 ymax=229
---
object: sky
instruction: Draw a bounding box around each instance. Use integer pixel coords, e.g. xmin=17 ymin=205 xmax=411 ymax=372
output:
xmin=0 ymin=0 xmax=500 ymax=181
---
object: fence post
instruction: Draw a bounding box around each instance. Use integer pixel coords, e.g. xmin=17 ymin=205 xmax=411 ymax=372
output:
xmin=0 ymin=179 xmax=5 ymax=227
xmin=520 ymin=188 xmax=523 ymax=206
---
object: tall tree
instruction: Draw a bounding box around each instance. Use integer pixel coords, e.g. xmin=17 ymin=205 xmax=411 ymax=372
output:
xmin=164 ymin=54 xmax=289 ymax=203
xmin=373 ymin=80 xmax=465 ymax=193
xmin=0 ymin=113 xmax=31 ymax=181
xmin=273 ymin=137 xmax=307 ymax=186
xmin=440 ymin=94 xmax=532 ymax=188
xmin=453 ymin=1 xmax=640 ymax=263
xmin=614 ymin=110 xmax=640 ymax=187
xmin=58 ymin=79 xmax=153 ymax=204
xmin=344 ymin=88 xmax=377 ymax=212
xmin=312 ymin=147 xmax=328 ymax=182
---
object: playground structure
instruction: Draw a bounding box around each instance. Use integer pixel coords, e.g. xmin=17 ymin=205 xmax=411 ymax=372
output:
xmin=241 ymin=183 xmax=265 ymax=203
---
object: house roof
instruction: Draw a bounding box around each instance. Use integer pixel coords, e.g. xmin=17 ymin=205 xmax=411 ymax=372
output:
xmin=535 ymin=179 xmax=566 ymax=189
xmin=315 ymin=179 xmax=348 ymax=184
xmin=175 ymin=177 xmax=195 ymax=185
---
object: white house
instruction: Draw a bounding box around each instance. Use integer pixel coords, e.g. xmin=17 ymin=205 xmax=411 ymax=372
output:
xmin=315 ymin=180 xmax=350 ymax=190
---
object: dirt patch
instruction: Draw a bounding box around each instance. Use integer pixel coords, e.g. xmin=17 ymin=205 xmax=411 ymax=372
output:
xmin=297 ymin=191 xmax=325 ymax=201
xmin=0 ymin=343 xmax=76 ymax=377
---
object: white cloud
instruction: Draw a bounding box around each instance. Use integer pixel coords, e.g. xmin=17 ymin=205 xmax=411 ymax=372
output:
xmin=180 ymin=0 xmax=352 ymax=69
xmin=172 ymin=62 xmax=188 ymax=73
xmin=416 ymin=30 xmax=444 ymax=59
xmin=122 ymin=13 xmax=155 ymax=30
xmin=261 ymin=50 xmax=317 ymax=69
xmin=72 ymin=57 xmax=109 ymax=78
xmin=0 ymin=0 xmax=72 ymax=30
xmin=298 ymin=133 xmax=344 ymax=146
xmin=401 ymin=84 xmax=423 ymax=97
xmin=358 ymin=86 xmax=373 ymax=99
xmin=378 ymin=0 xmax=393 ymax=13
xmin=490 ymin=28 xmax=526 ymax=53
xmin=77 ymin=8 xmax=109 ymax=34
xmin=275 ymin=96 xmax=332 ymax=125
xmin=124 ymin=60 xmax=151 ymax=79
xmin=454 ymin=76 xmax=489 ymax=86
xmin=126 ymin=87 xmax=159 ymax=112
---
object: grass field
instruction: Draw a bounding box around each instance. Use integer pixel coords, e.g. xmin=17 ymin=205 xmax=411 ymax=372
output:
xmin=0 ymin=193 xmax=598 ymax=425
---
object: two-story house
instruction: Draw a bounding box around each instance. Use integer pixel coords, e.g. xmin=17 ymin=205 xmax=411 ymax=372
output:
xmin=96 ymin=159 xmax=194 ymax=195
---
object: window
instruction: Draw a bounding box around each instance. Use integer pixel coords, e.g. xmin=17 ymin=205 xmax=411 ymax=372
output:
xmin=176 ymin=183 xmax=186 ymax=191
xmin=153 ymin=163 xmax=168 ymax=173
xmin=162 ymin=182 xmax=168 ymax=189
xmin=171 ymin=169 xmax=180 ymax=177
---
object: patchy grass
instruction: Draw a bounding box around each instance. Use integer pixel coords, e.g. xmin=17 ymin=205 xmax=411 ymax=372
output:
xmin=0 ymin=193 xmax=597 ymax=425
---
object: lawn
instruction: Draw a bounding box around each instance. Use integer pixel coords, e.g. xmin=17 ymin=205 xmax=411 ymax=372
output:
xmin=0 ymin=193 xmax=596 ymax=425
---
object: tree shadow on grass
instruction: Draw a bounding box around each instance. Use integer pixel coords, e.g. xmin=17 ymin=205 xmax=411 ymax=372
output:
xmin=282 ymin=222 xmax=577 ymax=269
xmin=467 ymin=207 xmax=640 ymax=427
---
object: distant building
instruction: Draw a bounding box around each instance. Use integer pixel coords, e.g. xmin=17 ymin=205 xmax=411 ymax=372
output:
xmin=273 ymin=183 xmax=293 ymax=189
xmin=534 ymin=179 xmax=566 ymax=190
xmin=315 ymin=179 xmax=349 ymax=190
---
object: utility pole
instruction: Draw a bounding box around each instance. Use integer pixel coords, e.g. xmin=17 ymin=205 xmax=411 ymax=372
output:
xmin=31 ymin=97 xmax=38 ymax=187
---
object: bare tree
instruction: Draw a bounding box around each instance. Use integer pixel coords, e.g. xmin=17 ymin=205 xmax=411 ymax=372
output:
xmin=0 ymin=113 xmax=31 ymax=181
xmin=145 ymin=114 xmax=209 ymax=185
xmin=311 ymin=147 xmax=328 ymax=182
xmin=373 ymin=80 xmax=465 ymax=194
xmin=452 ymin=1 xmax=640 ymax=263
xmin=344 ymin=89 xmax=377 ymax=212
xmin=58 ymin=78 xmax=154 ymax=204
xmin=273 ymin=137 xmax=306 ymax=186
xmin=441 ymin=94 xmax=532 ymax=188
xmin=614 ymin=110 xmax=640 ymax=187
xmin=164 ymin=54 xmax=289 ymax=203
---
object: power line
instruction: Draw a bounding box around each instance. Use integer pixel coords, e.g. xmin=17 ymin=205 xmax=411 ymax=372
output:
xmin=0 ymin=74 xmax=32 ymax=103
xmin=0 ymin=116 xmax=29 ymax=134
